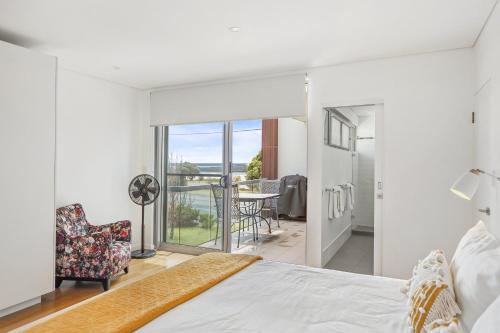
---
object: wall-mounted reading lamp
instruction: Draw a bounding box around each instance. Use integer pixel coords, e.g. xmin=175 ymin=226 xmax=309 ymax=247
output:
xmin=450 ymin=169 xmax=500 ymax=216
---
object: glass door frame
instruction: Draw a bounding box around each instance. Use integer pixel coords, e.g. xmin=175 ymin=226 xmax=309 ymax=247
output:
xmin=153 ymin=122 xmax=233 ymax=255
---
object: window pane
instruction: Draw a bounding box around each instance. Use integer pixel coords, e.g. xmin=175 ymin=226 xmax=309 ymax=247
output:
xmin=168 ymin=123 xmax=224 ymax=174
xmin=341 ymin=123 xmax=350 ymax=149
xmin=329 ymin=117 xmax=341 ymax=146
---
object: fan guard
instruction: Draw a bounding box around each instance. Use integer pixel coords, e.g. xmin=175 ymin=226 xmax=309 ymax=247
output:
xmin=128 ymin=174 xmax=160 ymax=206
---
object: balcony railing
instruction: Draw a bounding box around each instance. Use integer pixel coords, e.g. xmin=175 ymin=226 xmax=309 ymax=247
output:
xmin=163 ymin=177 xmax=265 ymax=247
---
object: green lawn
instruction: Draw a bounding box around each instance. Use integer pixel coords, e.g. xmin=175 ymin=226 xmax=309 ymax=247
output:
xmin=166 ymin=225 xmax=219 ymax=246
xmin=165 ymin=222 xmax=253 ymax=246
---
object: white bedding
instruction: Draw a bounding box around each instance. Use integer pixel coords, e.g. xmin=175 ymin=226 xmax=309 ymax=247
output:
xmin=138 ymin=260 xmax=407 ymax=333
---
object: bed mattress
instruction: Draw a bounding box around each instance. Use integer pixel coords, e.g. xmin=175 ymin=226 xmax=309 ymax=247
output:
xmin=138 ymin=260 xmax=407 ymax=333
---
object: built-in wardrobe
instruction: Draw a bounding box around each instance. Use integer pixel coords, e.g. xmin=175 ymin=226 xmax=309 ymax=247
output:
xmin=0 ymin=41 xmax=56 ymax=316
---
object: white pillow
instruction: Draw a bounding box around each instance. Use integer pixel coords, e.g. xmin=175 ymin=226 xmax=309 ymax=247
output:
xmin=451 ymin=221 xmax=500 ymax=331
xmin=471 ymin=294 xmax=500 ymax=333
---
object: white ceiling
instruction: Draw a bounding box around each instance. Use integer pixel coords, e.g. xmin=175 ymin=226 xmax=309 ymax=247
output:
xmin=0 ymin=0 xmax=496 ymax=89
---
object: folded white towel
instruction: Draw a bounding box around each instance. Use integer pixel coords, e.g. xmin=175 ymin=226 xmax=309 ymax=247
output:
xmin=328 ymin=190 xmax=334 ymax=220
xmin=327 ymin=188 xmax=343 ymax=219
xmin=346 ymin=183 xmax=355 ymax=210
xmin=337 ymin=185 xmax=347 ymax=213
xmin=333 ymin=186 xmax=343 ymax=218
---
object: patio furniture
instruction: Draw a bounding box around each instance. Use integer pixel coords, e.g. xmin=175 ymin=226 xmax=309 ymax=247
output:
xmin=55 ymin=203 xmax=132 ymax=291
xmin=260 ymin=180 xmax=281 ymax=228
xmin=212 ymin=184 xmax=254 ymax=248
xmin=238 ymin=192 xmax=280 ymax=235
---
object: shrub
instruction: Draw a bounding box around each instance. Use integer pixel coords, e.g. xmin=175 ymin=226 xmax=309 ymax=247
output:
xmin=199 ymin=213 xmax=217 ymax=229
xmin=246 ymin=150 xmax=262 ymax=180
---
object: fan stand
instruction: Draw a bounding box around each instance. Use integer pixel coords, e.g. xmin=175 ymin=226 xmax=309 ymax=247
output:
xmin=131 ymin=203 xmax=156 ymax=259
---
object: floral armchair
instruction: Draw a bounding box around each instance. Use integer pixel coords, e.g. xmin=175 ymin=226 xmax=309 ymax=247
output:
xmin=55 ymin=203 xmax=132 ymax=291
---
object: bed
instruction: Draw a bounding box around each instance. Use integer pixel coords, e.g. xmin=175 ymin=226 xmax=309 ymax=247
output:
xmin=20 ymin=254 xmax=408 ymax=333
xmin=21 ymin=220 xmax=500 ymax=333
xmin=138 ymin=260 xmax=407 ymax=333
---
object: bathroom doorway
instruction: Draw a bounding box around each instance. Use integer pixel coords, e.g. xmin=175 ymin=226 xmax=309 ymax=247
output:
xmin=324 ymin=104 xmax=383 ymax=275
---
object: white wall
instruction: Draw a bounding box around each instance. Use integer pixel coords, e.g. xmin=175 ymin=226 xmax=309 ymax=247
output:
xmin=56 ymin=69 xmax=151 ymax=250
xmin=473 ymin=3 xmax=500 ymax=239
xmin=278 ymin=117 xmax=307 ymax=178
xmin=307 ymin=49 xmax=475 ymax=278
xmin=353 ymin=114 xmax=375 ymax=229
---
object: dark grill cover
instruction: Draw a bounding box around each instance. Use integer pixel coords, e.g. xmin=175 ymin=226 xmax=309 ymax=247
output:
xmin=278 ymin=175 xmax=307 ymax=218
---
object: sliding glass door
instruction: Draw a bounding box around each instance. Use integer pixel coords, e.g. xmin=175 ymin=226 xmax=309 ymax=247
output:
xmin=155 ymin=122 xmax=232 ymax=254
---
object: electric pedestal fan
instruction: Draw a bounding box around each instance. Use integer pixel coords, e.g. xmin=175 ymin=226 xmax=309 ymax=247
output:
xmin=129 ymin=174 xmax=160 ymax=259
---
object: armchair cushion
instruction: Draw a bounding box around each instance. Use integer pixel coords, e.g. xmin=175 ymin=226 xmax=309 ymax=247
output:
xmin=56 ymin=231 xmax=113 ymax=278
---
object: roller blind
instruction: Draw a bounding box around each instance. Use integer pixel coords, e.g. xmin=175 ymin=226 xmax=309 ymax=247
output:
xmin=150 ymin=73 xmax=306 ymax=126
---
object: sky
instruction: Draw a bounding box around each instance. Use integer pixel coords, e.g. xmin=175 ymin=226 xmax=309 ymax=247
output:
xmin=168 ymin=119 xmax=262 ymax=164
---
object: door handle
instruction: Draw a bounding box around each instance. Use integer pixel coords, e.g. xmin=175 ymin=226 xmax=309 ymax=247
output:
xmin=478 ymin=207 xmax=491 ymax=216
xmin=219 ymin=175 xmax=228 ymax=188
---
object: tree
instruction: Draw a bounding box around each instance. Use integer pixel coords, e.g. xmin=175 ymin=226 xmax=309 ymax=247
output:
xmin=180 ymin=162 xmax=200 ymax=180
xmin=246 ymin=150 xmax=262 ymax=180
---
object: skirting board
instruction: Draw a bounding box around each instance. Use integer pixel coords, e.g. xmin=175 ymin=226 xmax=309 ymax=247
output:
xmin=0 ymin=296 xmax=41 ymax=317
xmin=321 ymin=225 xmax=352 ymax=267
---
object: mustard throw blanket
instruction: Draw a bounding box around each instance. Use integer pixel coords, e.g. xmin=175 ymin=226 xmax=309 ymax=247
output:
xmin=25 ymin=253 xmax=262 ymax=333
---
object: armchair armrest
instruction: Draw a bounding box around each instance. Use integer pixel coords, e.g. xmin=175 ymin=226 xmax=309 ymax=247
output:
xmin=88 ymin=220 xmax=131 ymax=242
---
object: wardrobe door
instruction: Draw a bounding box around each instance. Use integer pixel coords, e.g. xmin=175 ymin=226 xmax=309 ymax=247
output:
xmin=0 ymin=41 xmax=56 ymax=314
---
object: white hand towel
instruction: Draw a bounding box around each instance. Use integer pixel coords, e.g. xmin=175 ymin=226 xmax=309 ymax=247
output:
xmin=346 ymin=183 xmax=355 ymax=210
xmin=338 ymin=186 xmax=347 ymax=213
xmin=328 ymin=190 xmax=334 ymax=220
xmin=333 ymin=186 xmax=343 ymax=218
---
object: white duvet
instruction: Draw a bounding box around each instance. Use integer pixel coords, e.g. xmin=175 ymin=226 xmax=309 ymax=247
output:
xmin=138 ymin=260 xmax=407 ymax=333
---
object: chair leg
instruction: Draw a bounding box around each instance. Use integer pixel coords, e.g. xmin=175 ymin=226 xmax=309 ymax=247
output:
xmin=55 ymin=276 xmax=63 ymax=288
xmin=251 ymin=218 xmax=255 ymax=241
xmin=275 ymin=206 xmax=280 ymax=228
xmin=259 ymin=203 xmax=262 ymax=226
xmin=215 ymin=220 xmax=219 ymax=245
xmin=102 ymin=278 xmax=111 ymax=291
xmin=124 ymin=266 xmax=129 ymax=274
xmin=237 ymin=220 xmax=241 ymax=248
xmin=253 ymin=216 xmax=259 ymax=240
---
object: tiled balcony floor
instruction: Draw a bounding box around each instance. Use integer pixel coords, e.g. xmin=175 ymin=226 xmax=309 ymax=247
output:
xmin=232 ymin=219 xmax=306 ymax=265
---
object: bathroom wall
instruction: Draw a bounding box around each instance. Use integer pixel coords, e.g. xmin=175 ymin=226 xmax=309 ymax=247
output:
xmin=353 ymin=114 xmax=375 ymax=230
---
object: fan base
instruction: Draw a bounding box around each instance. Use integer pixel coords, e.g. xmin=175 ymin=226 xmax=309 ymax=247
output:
xmin=131 ymin=249 xmax=156 ymax=259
